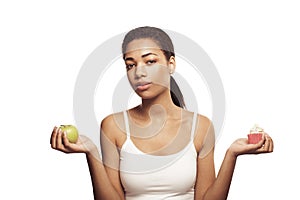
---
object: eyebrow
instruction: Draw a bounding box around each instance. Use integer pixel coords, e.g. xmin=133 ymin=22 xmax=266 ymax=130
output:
xmin=141 ymin=52 xmax=158 ymax=58
xmin=124 ymin=52 xmax=158 ymax=61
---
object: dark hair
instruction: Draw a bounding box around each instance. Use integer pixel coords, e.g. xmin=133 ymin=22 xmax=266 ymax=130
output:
xmin=122 ymin=26 xmax=186 ymax=109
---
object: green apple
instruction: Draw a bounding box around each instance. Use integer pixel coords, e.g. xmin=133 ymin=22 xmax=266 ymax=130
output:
xmin=60 ymin=125 xmax=78 ymax=143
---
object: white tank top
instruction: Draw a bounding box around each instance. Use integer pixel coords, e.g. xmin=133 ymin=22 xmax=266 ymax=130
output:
xmin=120 ymin=111 xmax=198 ymax=200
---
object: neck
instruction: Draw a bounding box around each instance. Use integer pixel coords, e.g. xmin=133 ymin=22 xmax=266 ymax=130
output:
xmin=139 ymin=90 xmax=181 ymax=116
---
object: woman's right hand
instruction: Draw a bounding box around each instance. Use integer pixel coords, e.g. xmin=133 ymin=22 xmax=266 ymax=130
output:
xmin=50 ymin=126 xmax=97 ymax=155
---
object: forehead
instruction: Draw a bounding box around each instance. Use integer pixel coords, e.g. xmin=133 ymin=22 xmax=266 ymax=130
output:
xmin=124 ymin=38 xmax=162 ymax=55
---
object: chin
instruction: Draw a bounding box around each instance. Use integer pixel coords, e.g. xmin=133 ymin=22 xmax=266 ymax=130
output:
xmin=136 ymin=92 xmax=156 ymax=100
xmin=135 ymin=84 xmax=169 ymax=100
xmin=137 ymin=90 xmax=167 ymax=101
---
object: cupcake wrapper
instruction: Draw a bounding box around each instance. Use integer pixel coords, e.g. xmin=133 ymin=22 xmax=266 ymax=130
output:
xmin=247 ymin=133 xmax=263 ymax=144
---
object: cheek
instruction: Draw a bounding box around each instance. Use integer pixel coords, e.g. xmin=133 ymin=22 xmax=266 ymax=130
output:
xmin=148 ymin=65 xmax=170 ymax=88
xmin=126 ymin=71 xmax=135 ymax=85
xmin=126 ymin=65 xmax=171 ymax=89
xmin=126 ymin=71 xmax=139 ymax=92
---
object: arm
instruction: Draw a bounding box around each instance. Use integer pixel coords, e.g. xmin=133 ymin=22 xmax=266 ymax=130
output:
xmin=85 ymin=151 xmax=124 ymax=200
xmin=196 ymin=148 xmax=237 ymax=200
xmin=98 ymin=114 xmax=126 ymax=200
xmin=193 ymin=118 xmax=274 ymax=200
xmin=202 ymin=136 xmax=273 ymax=200
xmin=50 ymin=117 xmax=125 ymax=200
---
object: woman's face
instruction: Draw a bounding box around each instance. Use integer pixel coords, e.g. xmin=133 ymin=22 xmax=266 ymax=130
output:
xmin=124 ymin=38 xmax=175 ymax=99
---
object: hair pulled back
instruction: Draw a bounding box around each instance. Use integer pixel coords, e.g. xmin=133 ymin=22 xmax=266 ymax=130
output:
xmin=122 ymin=26 xmax=185 ymax=109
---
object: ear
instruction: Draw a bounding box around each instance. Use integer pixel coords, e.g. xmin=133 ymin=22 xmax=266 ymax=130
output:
xmin=168 ymin=56 xmax=176 ymax=74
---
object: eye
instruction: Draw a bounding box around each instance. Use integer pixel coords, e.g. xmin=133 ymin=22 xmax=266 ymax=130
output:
xmin=146 ymin=60 xmax=156 ymax=65
xmin=126 ymin=63 xmax=135 ymax=71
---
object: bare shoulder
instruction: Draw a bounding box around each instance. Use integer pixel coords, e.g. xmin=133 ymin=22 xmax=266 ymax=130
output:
xmin=194 ymin=114 xmax=214 ymax=153
xmin=100 ymin=112 xmax=126 ymax=143
xmin=196 ymin=114 xmax=212 ymax=131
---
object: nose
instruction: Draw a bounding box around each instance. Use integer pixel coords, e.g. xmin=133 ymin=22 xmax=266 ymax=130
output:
xmin=135 ymin=64 xmax=147 ymax=78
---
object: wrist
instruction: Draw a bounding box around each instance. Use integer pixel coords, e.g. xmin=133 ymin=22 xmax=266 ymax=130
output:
xmin=85 ymin=147 xmax=101 ymax=160
xmin=226 ymin=148 xmax=239 ymax=160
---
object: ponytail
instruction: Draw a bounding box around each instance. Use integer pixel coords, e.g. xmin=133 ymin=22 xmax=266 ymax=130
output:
xmin=170 ymin=76 xmax=186 ymax=109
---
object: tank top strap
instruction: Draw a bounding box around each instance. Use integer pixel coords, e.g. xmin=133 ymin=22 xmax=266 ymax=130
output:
xmin=123 ymin=110 xmax=130 ymax=139
xmin=190 ymin=112 xmax=198 ymax=140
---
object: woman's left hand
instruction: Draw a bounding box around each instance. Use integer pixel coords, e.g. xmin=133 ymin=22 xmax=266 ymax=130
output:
xmin=228 ymin=133 xmax=274 ymax=157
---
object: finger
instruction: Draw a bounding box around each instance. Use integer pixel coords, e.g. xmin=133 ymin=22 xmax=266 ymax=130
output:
xmin=254 ymin=135 xmax=265 ymax=150
xmin=263 ymin=134 xmax=270 ymax=153
xmin=268 ymin=136 xmax=274 ymax=152
xmin=264 ymin=133 xmax=274 ymax=152
xmin=51 ymin=126 xmax=58 ymax=149
xmin=62 ymin=131 xmax=72 ymax=149
xmin=56 ymin=128 xmax=65 ymax=151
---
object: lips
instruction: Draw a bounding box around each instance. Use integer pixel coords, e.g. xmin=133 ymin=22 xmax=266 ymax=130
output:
xmin=135 ymin=81 xmax=152 ymax=91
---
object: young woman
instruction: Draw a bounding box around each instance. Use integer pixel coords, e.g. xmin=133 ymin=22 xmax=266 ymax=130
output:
xmin=50 ymin=26 xmax=274 ymax=200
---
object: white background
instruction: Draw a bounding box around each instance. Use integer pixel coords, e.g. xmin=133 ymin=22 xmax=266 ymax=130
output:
xmin=1 ymin=0 xmax=299 ymax=199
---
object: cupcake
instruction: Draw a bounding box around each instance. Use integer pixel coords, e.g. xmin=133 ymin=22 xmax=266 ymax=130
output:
xmin=247 ymin=124 xmax=264 ymax=144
